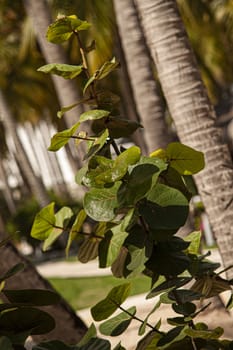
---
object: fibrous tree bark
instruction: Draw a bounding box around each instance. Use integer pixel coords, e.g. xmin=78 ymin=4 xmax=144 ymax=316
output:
xmin=114 ymin=0 xmax=170 ymax=153
xmin=135 ymin=0 xmax=233 ymax=278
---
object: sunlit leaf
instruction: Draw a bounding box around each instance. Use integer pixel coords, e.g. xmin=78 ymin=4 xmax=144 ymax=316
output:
xmin=43 ymin=207 xmax=73 ymax=251
xmin=84 ymin=181 xmax=121 ymax=221
xmin=99 ymin=307 xmax=136 ymax=336
xmin=46 ymin=15 xmax=91 ymax=44
xmin=48 ymin=122 xmax=80 ymax=151
xmin=166 ymin=142 xmax=205 ymax=175
xmin=91 ymin=283 xmax=131 ymax=321
xmin=184 ymin=326 xmax=223 ymax=339
xmin=79 ymin=109 xmax=110 ymax=122
xmin=38 ymin=64 xmax=83 ymax=79
xmin=31 ymin=203 xmax=55 ymax=240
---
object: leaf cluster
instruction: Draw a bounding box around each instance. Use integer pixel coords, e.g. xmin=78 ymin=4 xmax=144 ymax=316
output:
xmin=21 ymin=13 xmax=233 ymax=350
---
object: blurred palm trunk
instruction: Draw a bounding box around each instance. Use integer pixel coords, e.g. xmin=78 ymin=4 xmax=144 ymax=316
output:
xmin=114 ymin=0 xmax=170 ymax=154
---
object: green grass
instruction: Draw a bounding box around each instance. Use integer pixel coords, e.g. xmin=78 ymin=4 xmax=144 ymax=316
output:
xmin=49 ymin=275 xmax=151 ymax=310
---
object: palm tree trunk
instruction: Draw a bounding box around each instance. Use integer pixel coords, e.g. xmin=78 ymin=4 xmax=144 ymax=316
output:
xmin=135 ymin=0 xmax=233 ymax=278
xmin=114 ymin=0 xmax=169 ymax=153
xmin=0 ymin=238 xmax=87 ymax=343
xmin=23 ymin=0 xmax=86 ymax=168
xmin=0 ymin=90 xmax=50 ymax=208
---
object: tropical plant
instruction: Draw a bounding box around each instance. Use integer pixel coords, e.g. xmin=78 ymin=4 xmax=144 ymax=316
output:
xmin=135 ymin=0 xmax=233 ymax=280
xmin=27 ymin=14 xmax=233 ymax=349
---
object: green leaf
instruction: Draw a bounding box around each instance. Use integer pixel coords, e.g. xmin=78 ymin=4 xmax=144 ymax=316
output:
xmin=91 ymin=283 xmax=131 ymax=321
xmin=0 ymin=337 xmax=13 ymax=350
xmin=43 ymin=207 xmax=73 ymax=251
xmin=48 ymin=122 xmax=80 ymax=151
xmin=127 ymin=246 xmax=148 ymax=277
xmin=31 ymin=202 xmax=55 ymax=240
xmin=145 ymin=239 xmax=190 ymax=276
xmin=139 ymin=183 xmax=189 ymax=230
xmin=66 ymin=209 xmax=87 ymax=256
xmin=0 ymin=264 xmax=24 ymax=283
xmin=85 ymin=147 xmax=140 ymax=187
xmin=168 ymin=289 xmax=202 ymax=303
xmin=136 ymin=331 xmax=162 ymax=350
xmin=83 ymin=76 xmax=96 ymax=94
xmin=38 ymin=64 xmax=83 ymax=79
xmin=92 ymin=116 xmax=142 ymax=139
xmin=99 ymin=209 xmax=134 ymax=267
xmin=84 ymin=181 xmax=121 ymax=221
xmin=99 ymin=306 xmax=136 ymax=336
xmin=172 ymin=302 xmax=196 ymax=316
xmin=77 ymin=323 xmax=97 ymax=347
xmin=157 ymin=326 xmax=185 ymax=347
xmin=118 ymin=157 xmax=166 ymax=206
xmin=57 ymin=101 xmax=85 ymax=119
xmin=84 ymin=129 xmax=109 ymax=160
xmin=78 ymin=237 xmax=100 ymax=263
xmin=138 ymin=303 xmax=161 ymax=336
xmin=0 ymin=307 xmax=55 ymax=337
xmin=166 ymin=142 xmax=205 ymax=175
xmin=79 ymin=109 xmax=110 ymax=122
xmin=46 ymin=15 xmax=91 ymax=44
xmin=184 ymin=326 xmax=223 ymax=339
xmin=94 ymin=57 xmax=119 ymax=80
xmin=147 ymin=277 xmax=192 ymax=299
xmin=112 ymin=343 xmax=126 ymax=350
xmin=184 ymin=231 xmax=202 ymax=255
xmin=3 ymin=289 xmax=60 ymax=306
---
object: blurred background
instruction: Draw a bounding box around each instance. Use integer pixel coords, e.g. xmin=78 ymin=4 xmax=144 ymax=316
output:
xmin=0 ymin=0 xmax=233 ymax=259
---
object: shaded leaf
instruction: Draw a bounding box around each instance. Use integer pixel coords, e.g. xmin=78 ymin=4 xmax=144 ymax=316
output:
xmin=157 ymin=326 xmax=185 ymax=347
xmin=168 ymin=289 xmax=202 ymax=303
xmin=91 ymin=283 xmax=131 ymax=321
xmin=139 ymin=184 xmax=189 ymax=230
xmin=172 ymin=302 xmax=196 ymax=316
xmin=3 ymin=289 xmax=60 ymax=306
xmin=48 ymin=122 xmax=80 ymax=151
xmin=136 ymin=331 xmax=162 ymax=350
xmin=0 ymin=337 xmax=13 ymax=350
xmin=78 ymin=237 xmax=100 ymax=263
xmin=147 ymin=277 xmax=192 ymax=299
xmin=66 ymin=210 xmax=87 ymax=256
xmin=84 ymin=129 xmax=109 ymax=159
xmin=0 ymin=307 xmax=55 ymax=336
xmin=99 ymin=306 xmax=136 ymax=336
xmin=92 ymin=116 xmax=142 ymax=139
